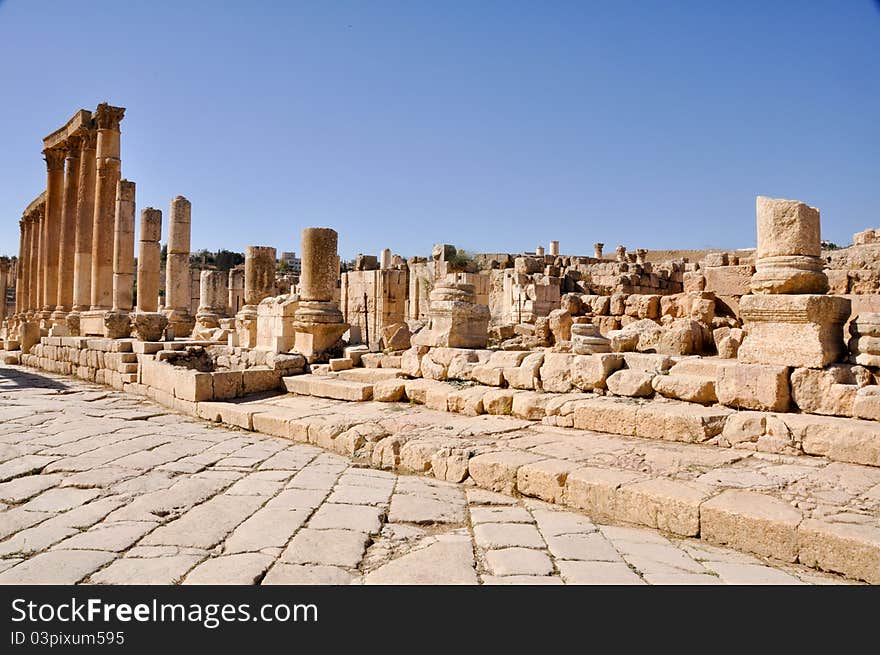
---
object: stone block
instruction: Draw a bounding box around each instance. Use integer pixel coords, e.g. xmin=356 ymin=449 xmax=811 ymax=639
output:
xmin=634 ymin=402 xmax=731 ymax=443
xmin=483 ymin=389 xmax=515 ymax=415
xmin=467 ymin=451 xmax=547 ymax=493
xmin=790 ymin=366 xmax=857 ymax=417
xmin=563 ymin=466 xmax=647 ymax=521
xmin=798 ymin=519 xmax=880 ymax=585
xmin=570 ymin=353 xmax=623 ymax=391
xmin=701 ymin=489 xmax=801 ymax=562
xmin=786 ymin=413 xmax=880 ymax=467
xmin=738 ymin=294 xmax=850 ymax=369
xmin=716 ymin=363 xmax=790 ymax=412
xmin=616 ymin=478 xmax=712 ymax=536
xmin=373 ymin=379 xmax=407 ymax=402
xmin=516 ymin=459 xmax=577 ymax=503
xmin=572 ymin=397 xmax=639 ymax=436
xmin=539 ymin=352 xmax=574 ymax=393
xmin=606 ymin=370 xmax=655 ymax=397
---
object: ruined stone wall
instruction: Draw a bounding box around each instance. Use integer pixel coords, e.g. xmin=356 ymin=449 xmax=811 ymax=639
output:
xmin=341 ymin=269 xmax=407 ymax=350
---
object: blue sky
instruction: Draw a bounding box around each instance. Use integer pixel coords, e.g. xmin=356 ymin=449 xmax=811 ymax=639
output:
xmin=1 ymin=1 xmax=878 ymax=260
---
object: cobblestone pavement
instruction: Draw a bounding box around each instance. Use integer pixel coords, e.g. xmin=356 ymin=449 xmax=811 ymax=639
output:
xmin=0 ymin=365 xmax=848 ymax=585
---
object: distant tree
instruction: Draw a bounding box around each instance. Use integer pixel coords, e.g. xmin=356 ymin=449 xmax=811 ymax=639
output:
xmin=214 ymin=249 xmax=244 ymax=271
xmin=278 ymin=260 xmax=290 ymax=273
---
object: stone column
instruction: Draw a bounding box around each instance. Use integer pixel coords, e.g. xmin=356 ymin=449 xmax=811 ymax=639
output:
xmin=615 ymin=245 xmax=626 ymax=262
xmin=739 ymin=196 xmax=850 ymax=368
xmin=0 ymin=257 xmax=7 ymax=325
xmin=88 ymin=103 xmax=125 ymax=318
xmin=27 ymin=210 xmax=40 ymax=314
xmin=53 ymin=136 xmax=81 ymax=323
xmin=549 ymin=240 xmax=559 ymax=256
xmin=15 ymin=218 xmax=27 ymax=316
xmin=163 ymin=196 xmax=195 ymax=336
xmin=194 ymin=270 xmax=228 ymax=338
xmin=594 ymin=243 xmax=604 ymax=259
xmin=130 ymin=208 xmax=168 ymax=342
xmin=235 ymin=246 xmax=275 ymax=348
xmin=71 ymin=128 xmax=97 ymax=314
xmin=380 ymin=248 xmax=392 ymax=270
xmin=42 ymin=147 xmax=66 ymax=321
xmin=750 ymin=196 xmax=827 ymax=294
xmin=228 ymin=266 xmax=245 ymax=316
xmin=111 ymin=180 xmax=136 ymax=311
xmin=635 ymin=249 xmax=648 ymax=266
xmin=293 ymin=228 xmax=347 ymax=361
xmin=137 ymin=209 xmax=162 ymax=313
xmin=535 ymin=245 xmax=545 ymax=257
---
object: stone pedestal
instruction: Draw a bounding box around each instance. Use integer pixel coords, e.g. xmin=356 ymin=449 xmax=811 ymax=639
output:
xmin=751 ymin=196 xmax=828 ymax=294
xmin=256 ymin=294 xmax=299 ymax=352
xmin=163 ymin=196 xmax=195 ymax=336
xmin=738 ymin=294 xmax=850 ymax=368
xmin=103 ymin=310 xmax=131 ymax=340
xmin=412 ymin=283 xmax=489 ymax=349
xmin=293 ymin=301 xmax=348 ymax=360
xmin=571 ymin=322 xmax=611 ymax=354
xmin=849 ymin=313 xmax=880 ymax=368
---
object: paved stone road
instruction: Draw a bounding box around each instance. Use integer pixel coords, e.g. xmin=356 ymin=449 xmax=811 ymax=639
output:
xmin=0 ymin=365 xmax=847 ymax=585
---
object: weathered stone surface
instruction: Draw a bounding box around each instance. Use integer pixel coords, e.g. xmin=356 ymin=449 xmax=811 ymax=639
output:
xmin=373 ymin=379 xmax=407 ymax=402
xmin=564 ymin=467 xmax=647 ymax=522
xmin=716 ymin=363 xmax=790 ymax=412
xmin=790 ymin=366 xmax=857 ymax=417
xmin=570 ymin=354 xmax=623 ymax=391
xmin=788 ymin=413 xmax=880 ymax=467
xmin=364 ymin=538 xmax=477 ymax=585
xmin=606 ymin=370 xmax=655 ymax=397
xmin=798 ymin=518 xmax=880 ymax=584
xmin=468 ymin=451 xmax=546 ymax=493
xmin=615 ymin=479 xmax=712 ymax=536
xmin=539 ymin=353 xmax=574 ymax=393
xmin=516 ymin=459 xmax=577 ymax=503
xmin=701 ymin=490 xmax=801 ymax=562
xmin=485 ymin=547 xmax=553 ymax=576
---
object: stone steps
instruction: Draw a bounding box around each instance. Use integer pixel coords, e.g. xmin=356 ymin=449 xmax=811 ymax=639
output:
xmin=283 ymin=374 xmax=374 ymax=401
xmin=186 ymin=393 xmax=880 ymax=584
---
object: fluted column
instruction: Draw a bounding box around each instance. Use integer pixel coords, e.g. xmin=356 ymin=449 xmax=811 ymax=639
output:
xmin=72 ymin=128 xmax=96 ymax=313
xmin=53 ymin=136 xmax=81 ymax=318
xmin=42 ymin=147 xmax=66 ymax=318
xmin=137 ymin=208 xmax=162 ymax=313
xmin=112 ymin=180 xmax=136 ymax=311
xmin=89 ymin=103 xmax=125 ymax=310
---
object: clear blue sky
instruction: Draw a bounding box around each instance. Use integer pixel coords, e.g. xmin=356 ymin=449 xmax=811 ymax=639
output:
xmin=1 ymin=1 xmax=878 ymax=260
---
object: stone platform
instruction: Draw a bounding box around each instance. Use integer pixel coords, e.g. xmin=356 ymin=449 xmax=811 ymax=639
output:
xmin=0 ymin=362 xmax=874 ymax=584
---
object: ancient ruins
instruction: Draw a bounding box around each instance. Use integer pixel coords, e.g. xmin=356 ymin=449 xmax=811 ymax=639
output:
xmin=2 ymin=104 xmax=880 ymax=585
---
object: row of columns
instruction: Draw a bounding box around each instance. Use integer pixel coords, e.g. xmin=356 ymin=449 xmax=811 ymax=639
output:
xmin=11 ymin=103 xmax=124 ymax=334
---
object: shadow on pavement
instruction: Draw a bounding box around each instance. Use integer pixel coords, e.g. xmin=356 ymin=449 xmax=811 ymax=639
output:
xmin=0 ymin=365 xmax=71 ymax=392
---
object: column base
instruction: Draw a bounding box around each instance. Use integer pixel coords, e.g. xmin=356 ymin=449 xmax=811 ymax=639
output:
xmin=65 ymin=312 xmax=81 ymax=337
xmin=163 ymin=309 xmax=195 ymax=340
xmin=293 ymin=301 xmax=348 ymax=363
xmin=750 ymin=255 xmax=828 ymax=295
xmin=738 ymin=294 xmax=851 ymax=368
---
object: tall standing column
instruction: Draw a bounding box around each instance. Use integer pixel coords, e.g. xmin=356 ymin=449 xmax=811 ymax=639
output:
xmin=102 ymin=179 xmax=136 ymax=339
xmin=72 ymin=128 xmax=97 ymax=313
xmin=129 ymin=207 xmax=168 ymax=342
xmin=380 ymin=248 xmax=392 ymax=270
xmin=0 ymin=257 xmax=7 ymax=325
xmin=194 ymin=269 xmax=228 ymax=338
xmin=16 ymin=218 xmax=28 ymax=316
xmin=53 ymin=136 xmax=81 ymax=321
xmin=42 ymin=147 xmax=66 ymax=320
xmin=549 ymin=240 xmax=559 ymax=256
xmin=293 ymin=228 xmax=348 ymax=361
xmin=163 ymin=195 xmax=195 ymax=336
xmin=89 ymin=103 xmax=125 ymax=312
xmin=33 ymin=206 xmax=44 ymax=315
xmin=137 ymin=208 xmax=162 ymax=313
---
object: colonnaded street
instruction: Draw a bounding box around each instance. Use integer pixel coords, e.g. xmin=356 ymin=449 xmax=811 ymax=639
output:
xmin=0 ymin=364 xmax=849 ymax=585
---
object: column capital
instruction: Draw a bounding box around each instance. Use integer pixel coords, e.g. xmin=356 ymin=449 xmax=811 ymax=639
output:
xmin=65 ymin=134 xmax=83 ymax=158
xmin=43 ymin=147 xmax=67 ymax=171
xmin=79 ymin=127 xmax=98 ymax=151
xmin=94 ymin=103 xmax=126 ymax=131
